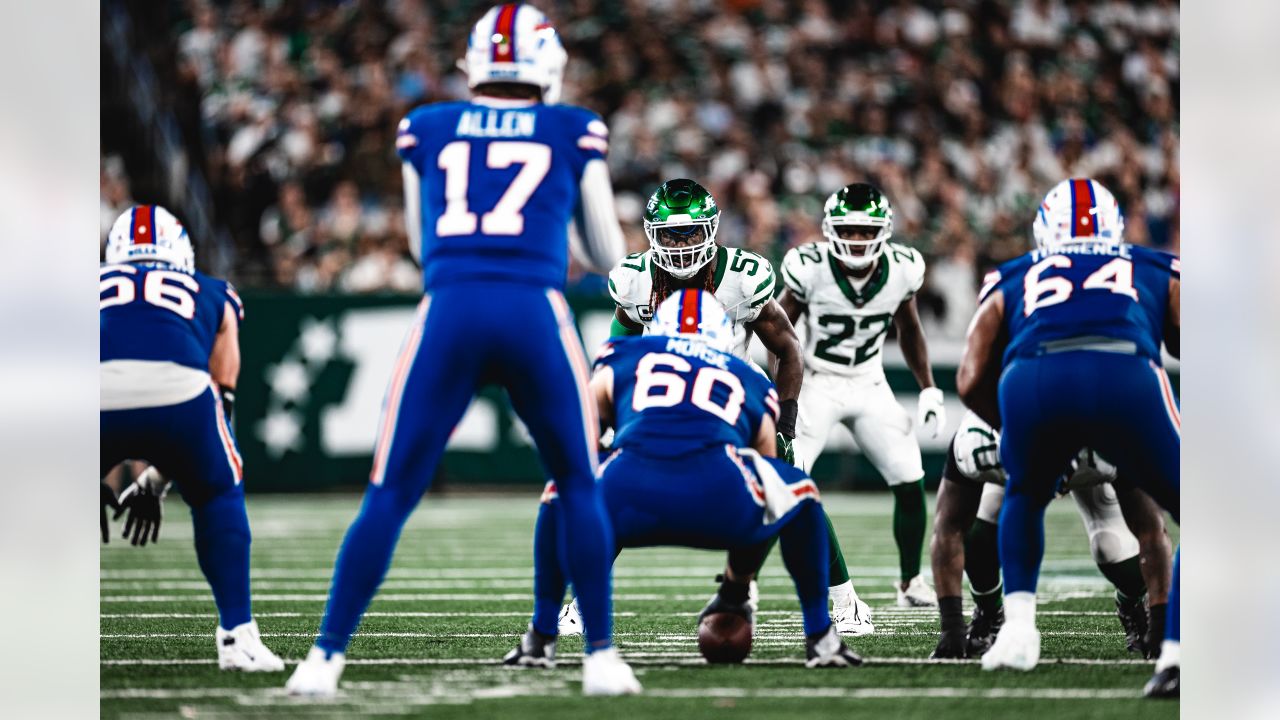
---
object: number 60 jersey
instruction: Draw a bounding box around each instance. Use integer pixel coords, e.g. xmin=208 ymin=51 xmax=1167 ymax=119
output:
xmin=781 ymin=241 xmax=926 ymax=379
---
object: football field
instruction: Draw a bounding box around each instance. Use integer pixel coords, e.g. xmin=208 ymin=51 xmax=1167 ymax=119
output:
xmin=101 ymin=492 xmax=1178 ymax=719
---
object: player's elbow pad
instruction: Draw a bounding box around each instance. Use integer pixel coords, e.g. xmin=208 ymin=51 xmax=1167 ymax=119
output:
xmin=574 ymin=160 xmax=625 ymax=273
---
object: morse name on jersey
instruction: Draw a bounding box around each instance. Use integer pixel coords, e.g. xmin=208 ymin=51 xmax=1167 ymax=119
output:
xmin=663 ymin=337 xmax=730 ymax=369
xmin=456 ymin=109 xmax=537 ymax=138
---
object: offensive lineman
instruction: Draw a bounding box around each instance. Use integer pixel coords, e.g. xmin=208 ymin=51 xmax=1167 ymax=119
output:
xmin=929 ymin=411 xmax=1173 ymax=659
xmin=778 ymin=183 xmax=945 ymax=608
xmin=100 ymin=205 xmax=284 ymax=672
xmin=286 ymin=4 xmax=637 ymax=697
xmin=958 ymin=178 xmax=1180 ymax=698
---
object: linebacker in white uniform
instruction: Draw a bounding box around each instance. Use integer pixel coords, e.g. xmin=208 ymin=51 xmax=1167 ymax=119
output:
xmin=777 ymin=183 xmax=945 ymax=609
xmin=929 ymin=411 xmax=1174 ymax=659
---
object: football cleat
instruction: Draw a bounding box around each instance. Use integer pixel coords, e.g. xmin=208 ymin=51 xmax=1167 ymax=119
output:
xmin=965 ymin=603 xmax=1005 ymax=657
xmin=832 ymin=598 xmax=875 ymax=637
xmin=804 ymin=624 xmax=864 ymax=668
xmin=581 ymin=647 xmax=642 ymax=696
xmin=1115 ymin=592 xmax=1150 ymax=656
xmin=216 ymin=620 xmax=284 ymax=672
xmin=285 ymin=646 xmax=345 ymax=697
xmin=503 ymin=625 xmax=557 ymax=669
xmin=980 ymin=620 xmax=1040 ymax=671
xmin=558 ymin=598 xmax=582 ymax=636
xmin=1143 ymin=666 xmax=1179 ymax=699
xmin=896 ymin=575 xmax=938 ymax=608
xmin=930 ymin=626 xmax=969 ymax=659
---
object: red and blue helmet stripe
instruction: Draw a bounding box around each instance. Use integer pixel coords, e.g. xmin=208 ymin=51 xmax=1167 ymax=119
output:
xmin=491 ymin=3 xmax=518 ymax=63
xmin=130 ymin=204 xmax=157 ymax=245
xmin=678 ymin=288 xmax=702 ymax=334
xmin=1069 ymin=178 xmax=1097 ymax=238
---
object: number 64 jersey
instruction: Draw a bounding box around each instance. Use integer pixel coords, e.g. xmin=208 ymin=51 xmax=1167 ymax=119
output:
xmin=780 ymin=241 xmax=925 ymax=380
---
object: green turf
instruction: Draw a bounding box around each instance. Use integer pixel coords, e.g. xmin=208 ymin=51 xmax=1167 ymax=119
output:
xmin=101 ymin=492 xmax=1178 ymax=719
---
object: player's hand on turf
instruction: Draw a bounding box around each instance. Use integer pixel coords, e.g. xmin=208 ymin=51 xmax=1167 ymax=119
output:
xmin=917 ymin=387 xmax=946 ymax=439
xmin=113 ymin=466 xmax=168 ymax=546
xmin=100 ymin=483 xmax=120 ymax=544
xmin=776 ymin=433 xmax=796 ymax=465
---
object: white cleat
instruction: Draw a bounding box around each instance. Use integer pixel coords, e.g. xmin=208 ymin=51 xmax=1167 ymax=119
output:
xmin=896 ymin=575 xmax=938 ymax=608
xmin=833 ymin=598 xmax=875 ymax=637
xmin=285 ymin=646 xmax=346 ymax=697
xmin=216 ymin=620 xmax=285 ymax=672
xmin=558 ymin=598 xmax=583 ymax=636
xmin=582 ymin=647 xmax=642 ymax=696
xmin=981 ymin=621 xmax=1041 ymax=671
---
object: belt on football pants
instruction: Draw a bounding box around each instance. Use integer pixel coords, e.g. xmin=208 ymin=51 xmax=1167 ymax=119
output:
xmin=1036 ymin=336 xmax=1139 ymax=356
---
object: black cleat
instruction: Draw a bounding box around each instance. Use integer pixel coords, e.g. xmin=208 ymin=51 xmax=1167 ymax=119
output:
xmin=502 ymin=625 xmax=557 ymax=669
xmin=931 ymin=626 xmax=969 ymax=659
xmin=965 ymin=604 xmax=1004 ymax=657
xmin=805 ymin=625 xmax=863 ymax=668
xmin=1144 ymin=666 xmax=1179 ymax=699
xmin=1116 ymin=593 xmax=1149 ymax=656
xmin=1144 ymin=603 xmax=1167 ymax=660
xmin=699 ymin=574 xmax=755 ymax=626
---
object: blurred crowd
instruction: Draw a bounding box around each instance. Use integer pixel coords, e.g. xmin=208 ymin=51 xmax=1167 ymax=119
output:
xmin=104 ymin=0 xmax=1178 ymax=339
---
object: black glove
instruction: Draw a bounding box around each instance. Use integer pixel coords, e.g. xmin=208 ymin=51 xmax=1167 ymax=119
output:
xmin=114 ymin=477 xmax=165 ymax=546
xmin=100 ymin=483 xmax=120 ymax=544
xmin=776 ymin=432 xmax=796 ymax=466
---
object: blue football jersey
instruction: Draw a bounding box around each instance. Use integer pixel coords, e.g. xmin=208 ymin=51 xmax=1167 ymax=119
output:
xmin=981 ymin=242 xmax=1179 ymax=365
xmin=100 ymin=263 xmax=243 ymax=372
xmin=396 ymin=99 xmax=609 ymax=290
xmin=596 ymin=335 xmax=780 ymax=458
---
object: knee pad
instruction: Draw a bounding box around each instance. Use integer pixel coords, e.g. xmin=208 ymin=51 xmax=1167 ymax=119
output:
xmin=1089 ymin=528 xmax=1139 ymax=565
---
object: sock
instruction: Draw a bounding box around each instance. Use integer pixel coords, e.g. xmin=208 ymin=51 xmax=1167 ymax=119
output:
xmin=996 ymin=491 xmax=1047 ymax=594
xmin=828 ymin=580 xmax=857 ymax=608
xmin=1147 ymin=602 xmax=1168 ymax=649
xmin=938 ymin=595 xmax=965 ymax=633
xmin=964 ymin=518 xmax=1002 ymax=606
xmin=554 ymin=479 xmax=615 ymax=653
xmin=317 ymin=487 xmax=417 ymax=655
xmin=1166 ymin=546 xmax=1179 ymax=643
xmin=190 ymin=490 xmax=253 ymax=630
xmin=1004 ymin=591 xmax=1036 ymax=626
xmin=891 ymin=479 xmax=927 ymax=582
xmin=1098 ymin=555 xmax=1147 ymax=600
xmin=823 ymin=510 xmax=851 ymax=586
xmin=1155 ymin=640 xmax=1180 ymax=673
xmin=531 ymin=502 xmax=567 ymax=637
xmin=778 ymin=503 xmax=832 ymax=636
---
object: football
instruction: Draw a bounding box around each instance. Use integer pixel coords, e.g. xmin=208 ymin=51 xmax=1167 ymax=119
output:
xmin=697 ymin=612 xmax=753 ymax=664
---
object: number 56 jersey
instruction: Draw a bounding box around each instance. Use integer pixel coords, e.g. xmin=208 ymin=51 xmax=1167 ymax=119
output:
xmin=396 ymin=98 xmax=609 ymax=291
xmin=781 ymin=241 xmax=925 ymax=379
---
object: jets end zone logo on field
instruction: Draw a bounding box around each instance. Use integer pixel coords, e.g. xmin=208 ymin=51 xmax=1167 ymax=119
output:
xmin=256 ymin=308 xmax=505 ymax=460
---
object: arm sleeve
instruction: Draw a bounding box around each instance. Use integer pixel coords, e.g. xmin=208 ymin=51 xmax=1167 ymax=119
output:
xmin=401 ymin=162 xmax=423 ymax=264
xmin=220 ymin=281 xmax=244 ymax=325
xmin=571 ymin=159 xmax=626 ymax=273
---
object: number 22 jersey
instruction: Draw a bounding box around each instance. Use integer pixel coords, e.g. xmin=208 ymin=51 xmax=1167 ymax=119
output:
xmin=980 ymin=242 xmax=1179 ymax=365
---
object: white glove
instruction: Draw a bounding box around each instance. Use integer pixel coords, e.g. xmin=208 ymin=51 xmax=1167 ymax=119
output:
xmin=916 ymin=387 xmax=946 ymax=439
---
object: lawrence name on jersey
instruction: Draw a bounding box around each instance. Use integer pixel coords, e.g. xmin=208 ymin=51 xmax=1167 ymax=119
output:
xmin=777 ymin=183 xmax=944 ymax=609
xmin=958 ymin=177 xmax=1180 ymax=696
xmin=509 ymin=290 xmax=862 ymax=669
xmin=100 ymin=204 xmax=283 ymax=672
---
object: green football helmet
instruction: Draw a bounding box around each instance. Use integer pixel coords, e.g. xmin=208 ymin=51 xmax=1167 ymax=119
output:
xmin=822 ymin=183 xmax=894 ymax=269
xmin=643 ymin=179 xmax=720 ymax=279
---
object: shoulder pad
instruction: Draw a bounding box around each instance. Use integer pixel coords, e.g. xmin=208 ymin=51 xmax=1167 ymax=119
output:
xmin=737 ymin=250 xmax=777 ymax=315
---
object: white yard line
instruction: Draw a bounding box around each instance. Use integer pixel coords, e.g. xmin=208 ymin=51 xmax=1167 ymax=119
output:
xmin=102 ymin=655 xmax=1151 ymax=667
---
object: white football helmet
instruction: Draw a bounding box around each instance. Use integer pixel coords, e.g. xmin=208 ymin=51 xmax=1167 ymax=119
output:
xmin=105 ymin=205 xmax=195 ymax=273
xmin=1032 ymin=178 xmax=1125 ymax=251
xmin=650 ymin=289 xmax=734 ymax=353
xmin=462 ymin=4 xmax=568 ymax=104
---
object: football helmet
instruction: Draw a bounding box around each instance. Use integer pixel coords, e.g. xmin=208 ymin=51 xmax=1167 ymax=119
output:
xmin=650 ymin=289 xmax=734 ymax=353
xmin=643 ymin=179 xmax=720 ymax=279
xmin=822 ymin=183 xmax=894 ymax=269
xmin=463 ymin=4 xmax=568 ymax=104
xmin=105 ymin=204 xmax=195 ymax=273
xmin=1032 ymin=178 xmax=1124 ymax=251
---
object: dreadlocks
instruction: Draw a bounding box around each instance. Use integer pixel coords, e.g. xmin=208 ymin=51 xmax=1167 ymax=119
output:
xmin=650 ymin=261 xmax=717 ymax=315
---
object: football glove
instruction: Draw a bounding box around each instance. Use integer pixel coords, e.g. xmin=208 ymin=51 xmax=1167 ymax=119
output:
xmin=114 ymin=466 xmax=170 ymax=546
xmin=917 ymin=387 xmax=946 ymax=439
xmin=776 ymin=433 xmax=796 ymax=466
xmin=100 ymin=483 xmax=120 ymax=544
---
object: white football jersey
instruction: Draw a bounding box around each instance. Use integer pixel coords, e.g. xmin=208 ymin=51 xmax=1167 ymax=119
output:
xmin=780 ymin=241 xmax=925 ymax=379
xmin=608 ymin=245 xmax=776 ymax=359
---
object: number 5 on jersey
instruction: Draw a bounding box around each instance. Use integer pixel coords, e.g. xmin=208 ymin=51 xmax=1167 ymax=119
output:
xmin=436 ymin=141 xmax=551 ymax=237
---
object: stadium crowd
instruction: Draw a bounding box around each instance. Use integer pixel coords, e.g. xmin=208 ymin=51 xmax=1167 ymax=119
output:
xmin=103 ymin=0 xmax=1178 ymax=339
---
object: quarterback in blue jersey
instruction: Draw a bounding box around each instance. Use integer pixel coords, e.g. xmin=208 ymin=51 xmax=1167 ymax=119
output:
xmin=100 ymin=205 xmax=283 ymax=672
xmin=957 ymin=178 xmax=1180 ymax=696
xmin=505 ymin=290 xmax=863 ymax=669
xmin=286 ymin=4 xmax=635 ymax=698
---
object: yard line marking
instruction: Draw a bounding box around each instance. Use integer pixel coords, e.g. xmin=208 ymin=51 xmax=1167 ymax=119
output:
xmin=100 ymin=591 xmax=1112 ymax=603
xmin=102 ymin=656 xmax=1152 ymax=667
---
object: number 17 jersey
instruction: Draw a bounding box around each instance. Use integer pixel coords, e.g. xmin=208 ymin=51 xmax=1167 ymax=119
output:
xmin=396 ymin=98 xmax=609 ymax=291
